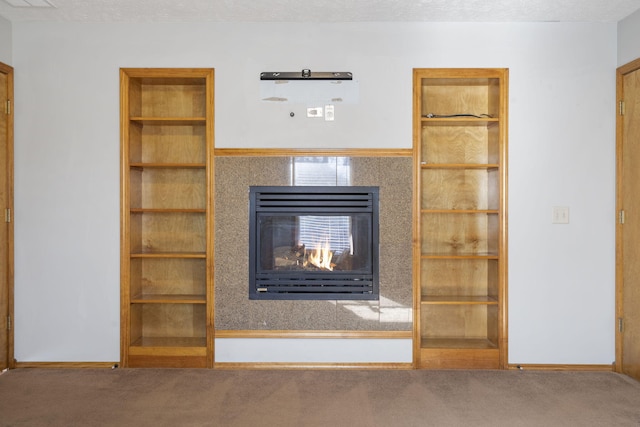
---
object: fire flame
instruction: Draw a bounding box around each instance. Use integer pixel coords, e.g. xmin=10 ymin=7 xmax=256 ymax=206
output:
xmin=306 ymin=240 xmax=333 ymax=271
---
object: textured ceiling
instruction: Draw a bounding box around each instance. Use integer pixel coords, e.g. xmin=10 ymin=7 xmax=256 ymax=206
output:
xmin=0 ymin=0 xmax=639 ymax=23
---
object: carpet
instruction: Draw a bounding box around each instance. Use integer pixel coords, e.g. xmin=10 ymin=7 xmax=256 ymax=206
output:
xmin=0 ymin=368 xmax=639 ymax=426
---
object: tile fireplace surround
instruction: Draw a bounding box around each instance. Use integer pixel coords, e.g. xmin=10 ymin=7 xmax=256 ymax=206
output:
xmin=214 ymin=155 xmax=413 ymax=332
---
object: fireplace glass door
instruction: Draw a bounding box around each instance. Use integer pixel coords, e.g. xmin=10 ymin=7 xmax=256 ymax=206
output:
xmin=249 ymin=186 xmax=379 ymax=300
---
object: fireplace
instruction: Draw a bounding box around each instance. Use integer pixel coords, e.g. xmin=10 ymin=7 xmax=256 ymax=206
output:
xmin=249 ymin=186 xmax=380 ymax=300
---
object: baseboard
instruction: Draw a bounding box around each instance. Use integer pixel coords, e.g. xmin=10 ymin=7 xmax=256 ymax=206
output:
xmin=14 ymin=362 xmax=119 ymax=369
xmin=12 ymin=361 xmax=615 ymax=371
xmin=214 ymin=362 xmax=414 ymax=370
xmin=508 ymin=363 xmax=615 ymax=371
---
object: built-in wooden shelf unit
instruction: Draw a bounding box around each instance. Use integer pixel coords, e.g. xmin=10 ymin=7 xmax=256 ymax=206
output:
xmin=413 ymin=68 xmax=508 ymax=369
xmin=120 ymin=68 xmax=214 ymax=368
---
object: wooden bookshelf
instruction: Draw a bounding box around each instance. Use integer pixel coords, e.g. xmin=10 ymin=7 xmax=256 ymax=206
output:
xmin=413 ymin=68 xmax=508 ymax=369
xmin=120 ymin=68 xmax=214 ymax=368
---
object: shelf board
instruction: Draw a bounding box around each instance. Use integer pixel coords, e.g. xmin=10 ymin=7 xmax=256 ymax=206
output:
xmin=421 ymin=338 xmax=498 ymax=350
xmin=130 ymin=162 xmax=206 ymax=169
xmin=131 ymin=252 xmax=207 ymax=259
xmin=420 ymin=117 xmax=500 ymax=127
xmin=420 ymin=163 xmax=499 ymax=170
xmin=419 ymin=76 xmax=500 ymax=86
xmin=131 ymin=294 xmax=206 ymax=304
xmin=130 ymin=117 xmax=206 ymax=125
xmin=135 ymin=76 xmax=207 ymax=85
xmin=421 ymin=209 xmax=499 ymax=214
xmin=421 ymin=253 xmax=499 ymax=260
xmin=130 ymin=208 xmax=206 ymax=213
xmin=130 ymin=336 xmax=207 ymax=349
xmin=421 ymin=296 xmax=498 ymax=305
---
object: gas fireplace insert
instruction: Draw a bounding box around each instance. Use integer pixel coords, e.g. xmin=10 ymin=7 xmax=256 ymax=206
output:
xmin=249 ymin=186 xmax=380 ymax=300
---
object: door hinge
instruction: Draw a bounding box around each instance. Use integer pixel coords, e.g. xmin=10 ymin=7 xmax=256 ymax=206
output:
xmin=4 ymin=209 xmax=9 ymax=223
xmin=619 ymin=317 xmax=624 ymax=332
xmin=6 ymin=315 xmax=10 ymax=331
xmin=619 ymin=210 xmax=625 ymax=224
xmin=619 ymin=100 xmax=625 ymax=116
xmin=5 ymin=100 xmax=9 ymax=115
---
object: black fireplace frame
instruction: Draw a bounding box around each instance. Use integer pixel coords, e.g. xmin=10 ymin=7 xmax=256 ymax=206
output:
xmin=249 ymin=186 xmax=379 ymax=300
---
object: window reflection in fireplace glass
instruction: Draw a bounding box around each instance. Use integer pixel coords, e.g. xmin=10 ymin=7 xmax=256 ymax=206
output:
xmin=259 ymin=214 xmax=372 ymax=274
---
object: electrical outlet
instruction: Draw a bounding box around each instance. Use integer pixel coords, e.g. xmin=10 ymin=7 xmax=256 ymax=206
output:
xmin=552 ymin=206 xmax=570 ymax=224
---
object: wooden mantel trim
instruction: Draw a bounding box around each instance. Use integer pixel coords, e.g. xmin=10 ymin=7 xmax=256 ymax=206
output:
xmin=215 ymin=330 xmax=413 ymax=339
xmin=214 ymin=148 xmax=412 ymax=157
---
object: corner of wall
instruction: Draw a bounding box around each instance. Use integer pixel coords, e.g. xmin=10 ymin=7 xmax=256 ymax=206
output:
xmin=0 ymin=15 xmax=12 ymax=65
xmin=618 ymin=7 xmax=640 ymax=67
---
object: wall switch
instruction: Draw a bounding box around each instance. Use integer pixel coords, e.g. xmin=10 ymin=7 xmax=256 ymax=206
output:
xmin=307 ymin=107 xmax=323 ymax=118
xmin=552 ymin=206 xmax=570 ymax=224
xmin=325 ymin=105 xmax=335 ymax=121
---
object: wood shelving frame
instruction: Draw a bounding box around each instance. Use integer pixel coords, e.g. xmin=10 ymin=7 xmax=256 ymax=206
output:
xmin=120 ymin=68 xmax=214 ymax=368
xmin=413 ymin=68 xmax=508 ymax=369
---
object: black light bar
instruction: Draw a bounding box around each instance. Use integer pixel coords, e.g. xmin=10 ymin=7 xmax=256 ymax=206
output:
xmin=260 ymin=69 xmax=353 ymax=80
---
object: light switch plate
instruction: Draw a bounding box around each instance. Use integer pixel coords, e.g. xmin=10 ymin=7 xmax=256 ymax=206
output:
xmin=325 ymin=105 xmax=335 ymax=121
xmin=552 ymin=206 xmax=570 ymax=224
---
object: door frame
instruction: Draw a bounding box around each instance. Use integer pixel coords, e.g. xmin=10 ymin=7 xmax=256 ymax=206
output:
xmin=615 ymin=57 xmax=640 ymax=374
xmin=0 ymin=61 xmax=14 ymax=370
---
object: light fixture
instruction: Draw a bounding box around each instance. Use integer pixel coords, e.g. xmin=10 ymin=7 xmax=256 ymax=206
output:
xmin=260 ymin=69 xmax=353 ymax=81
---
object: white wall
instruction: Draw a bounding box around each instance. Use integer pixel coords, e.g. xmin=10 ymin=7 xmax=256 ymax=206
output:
xmin=11 ymin=21 xmax=617 ymax=364
xmin=618 ymin=7 xmax=640 ymax=66
xmin=0 ymin=15 xmax=11 ymax=65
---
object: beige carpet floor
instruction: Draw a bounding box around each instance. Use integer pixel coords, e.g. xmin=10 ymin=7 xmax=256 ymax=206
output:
xmin=0 ymin=368 xmax=640 ymax=426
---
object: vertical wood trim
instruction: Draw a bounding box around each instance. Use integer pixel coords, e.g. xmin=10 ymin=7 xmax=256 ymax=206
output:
xmin=615 ymin=64 xmax=624 ymax=374
xmin=205 ymin=69 xmax=215 ymax=368
xmin=0 ymin=62 xmax=14 ymax=369
xmin=499 ymin=69 xmax=509 ymax=369
xmin=411 ymin=70 xmax=422 ymax=368
xmin=119 ymin=69 xmax=132 ymax=367
xmin=615 ymin=57 xmax=640 ymax=373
